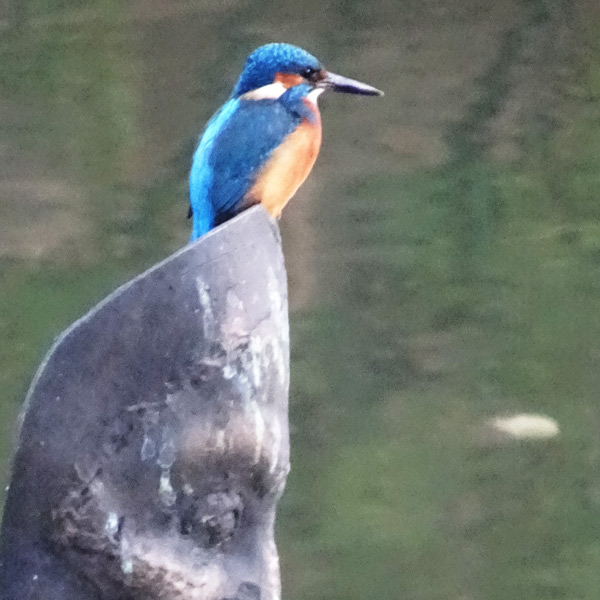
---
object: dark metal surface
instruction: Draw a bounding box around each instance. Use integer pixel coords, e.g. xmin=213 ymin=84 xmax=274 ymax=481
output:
xmin=0 ymin=207 xmax=290 ymax=600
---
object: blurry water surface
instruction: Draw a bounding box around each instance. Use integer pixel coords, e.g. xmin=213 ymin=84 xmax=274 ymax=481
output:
xmin=2 ymin=0 xmax=600 ymax=598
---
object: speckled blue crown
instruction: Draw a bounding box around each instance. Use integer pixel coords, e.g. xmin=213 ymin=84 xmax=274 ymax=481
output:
xmin=232 ymin=43 xmax=322 ymax=97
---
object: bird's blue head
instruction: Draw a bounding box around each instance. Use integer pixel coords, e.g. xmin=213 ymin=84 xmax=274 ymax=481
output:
xmin=232 ymin=43 xmax=321 ymax=97
xmin=232 ymin=43 xmax=383 ymax=98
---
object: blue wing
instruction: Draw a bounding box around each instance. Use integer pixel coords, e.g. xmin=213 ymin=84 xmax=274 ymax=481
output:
xmin=189 ymin=99 xmax=239 ymax=240
xmin=189 ymin=97 xmax=302 ymax=240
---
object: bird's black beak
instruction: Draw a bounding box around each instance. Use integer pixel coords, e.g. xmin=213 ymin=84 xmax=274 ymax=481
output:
xmin=318 ymin=71 xmax=383 ymax=96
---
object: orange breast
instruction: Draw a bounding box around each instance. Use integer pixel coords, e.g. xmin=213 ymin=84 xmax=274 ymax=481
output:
xmin=246 ymin=112 xmax=322 ymax=218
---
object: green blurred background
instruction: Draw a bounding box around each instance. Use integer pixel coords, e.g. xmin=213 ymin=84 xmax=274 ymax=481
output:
xmin=2 ymin=0 xmax=600 ymax=598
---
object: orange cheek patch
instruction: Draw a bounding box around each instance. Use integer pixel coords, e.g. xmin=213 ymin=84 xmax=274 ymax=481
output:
xmin=274 ymin=72 xmax=305 ymax=88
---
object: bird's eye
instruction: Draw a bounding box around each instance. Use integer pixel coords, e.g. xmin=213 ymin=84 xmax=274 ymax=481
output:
xmin=301 ymin=67 xmax=319 ymax=81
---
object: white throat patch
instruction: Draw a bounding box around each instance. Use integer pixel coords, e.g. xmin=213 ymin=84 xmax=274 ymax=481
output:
xmin=306 ymin=88 xmax=324 ymax=105
xmin=241 ymin=83 xmax=324 ymax=105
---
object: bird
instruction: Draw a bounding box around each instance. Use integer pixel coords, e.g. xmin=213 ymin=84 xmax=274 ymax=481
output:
xmin=188 ymin=43 xmax=383 ymax=240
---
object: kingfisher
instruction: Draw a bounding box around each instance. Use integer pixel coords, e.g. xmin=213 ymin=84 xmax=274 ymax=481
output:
xmin=188 ymin=43 xmax=383 ymax=240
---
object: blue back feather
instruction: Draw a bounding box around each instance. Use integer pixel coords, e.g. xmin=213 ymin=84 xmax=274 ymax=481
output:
xmin=189 ymin=98 xmax=240 ymax=239
xmin=190 ymin=83 xmax=316 ymax=240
